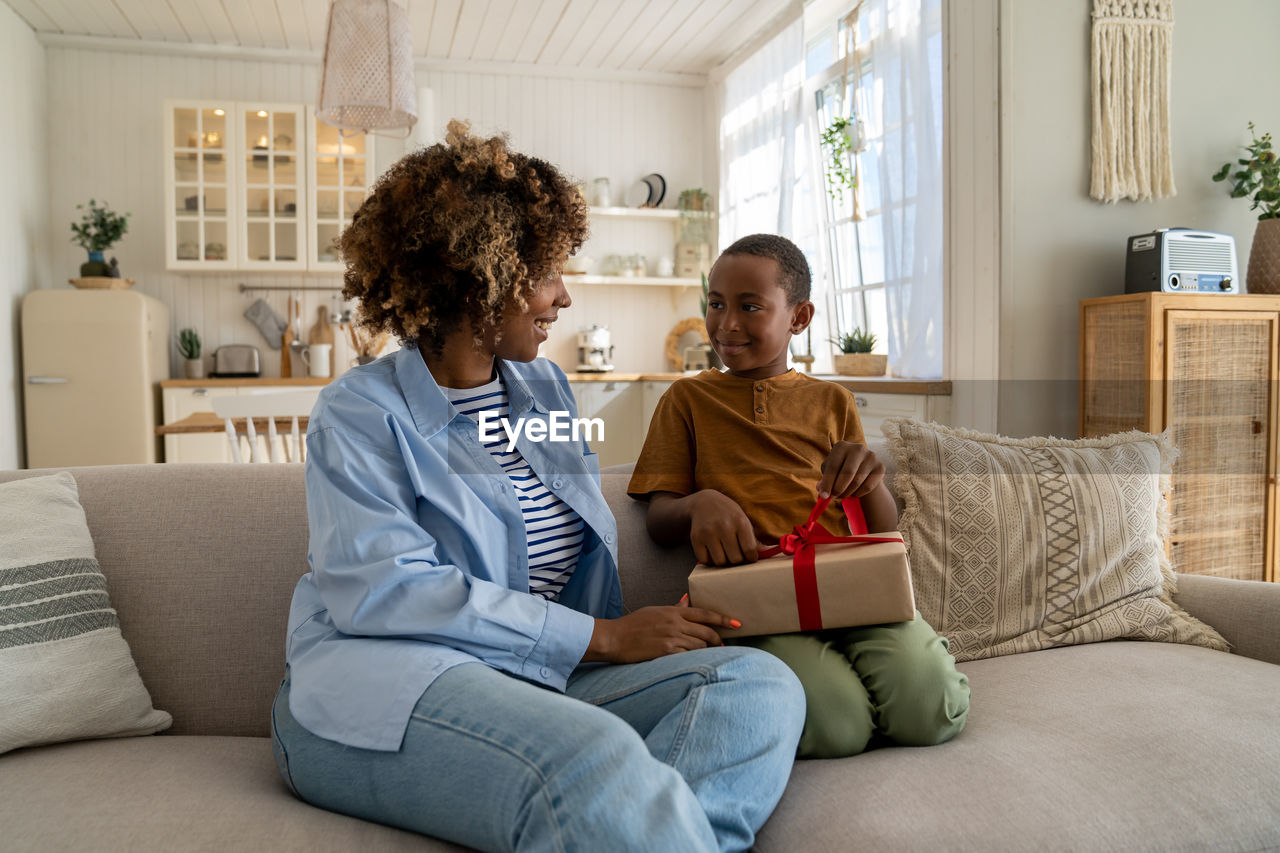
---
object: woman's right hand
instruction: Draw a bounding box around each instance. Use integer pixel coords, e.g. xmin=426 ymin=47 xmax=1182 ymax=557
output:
xmin=582 ymin=606 xmax=739 ymax=663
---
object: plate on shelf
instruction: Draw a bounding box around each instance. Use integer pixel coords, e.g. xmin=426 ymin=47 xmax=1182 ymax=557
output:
xmin=625 ymin=179 xmax=651 ymax=208
xmin=642 ymin=173 xmax=666 ymax=208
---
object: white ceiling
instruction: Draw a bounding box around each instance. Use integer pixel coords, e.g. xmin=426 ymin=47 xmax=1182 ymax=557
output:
xmin=5 ymin=0 xmax=793 ymax=77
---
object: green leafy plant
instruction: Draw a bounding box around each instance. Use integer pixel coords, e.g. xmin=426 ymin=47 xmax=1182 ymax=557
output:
xmin=177 ymin=328 xmax=202 ymax=360
xmin=831 ymin=327 xmax=877 ymax=353
xmin=821 ymin=117 xmax=858 ymax=199
xmin=699 ymin=272 xmax=709 ymax=316
xmin=70 ymin=199 xmax=131 ymax=252
xmin=678 ymin=188 xmax=711 ymax=212
xmin=1213 ymin=123 xmax=1279 ymax=220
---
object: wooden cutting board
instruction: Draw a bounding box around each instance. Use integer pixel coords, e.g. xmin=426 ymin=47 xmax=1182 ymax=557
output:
xmin=308 ymin=306 xmax=336 ymax=375
xmin=281 ymin=296 xmax=296 ymax=377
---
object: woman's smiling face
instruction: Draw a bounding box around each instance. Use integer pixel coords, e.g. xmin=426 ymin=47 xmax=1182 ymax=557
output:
xmin=489 ymin=272 xmax=571 ymax=363
xmin=705 ymin=254 xmax=810 ymax=379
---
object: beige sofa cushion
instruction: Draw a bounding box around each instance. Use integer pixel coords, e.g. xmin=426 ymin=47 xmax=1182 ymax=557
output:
xmin=882 ymin=420 xmax=1228 ymax=662
xmin=0 ymin=473 xmax=171 ymax=754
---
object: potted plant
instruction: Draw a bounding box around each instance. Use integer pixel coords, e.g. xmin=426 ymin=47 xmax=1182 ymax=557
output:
xmin=177 ymin=328 xmax=204 ymax=379
xmin=821 ymin=117 xmax=859 ymax=199
xmin=831 ymin=328 xmax=886 ymax=376
xmin=70 ymin=199 xmax=131 ymax=279
xmin=1213 ymin=122 xmax=1280 ymax=293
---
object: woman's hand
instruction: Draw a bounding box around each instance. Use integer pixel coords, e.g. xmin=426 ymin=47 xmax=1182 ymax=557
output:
xmin=817 ymin=441 xmax=885 ymax=500
xmin=582 ymin=606 xmax=739 ymax=664
xmin=688 ymin=490 xmax=761 ymax=567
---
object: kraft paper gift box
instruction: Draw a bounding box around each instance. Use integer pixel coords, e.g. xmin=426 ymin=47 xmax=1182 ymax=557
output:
xmin=687 ymin=499 xmax=916 ymax=639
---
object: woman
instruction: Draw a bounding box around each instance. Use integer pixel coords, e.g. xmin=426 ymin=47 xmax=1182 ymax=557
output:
xmin=269 ymin=120 xmax=805 ymax=853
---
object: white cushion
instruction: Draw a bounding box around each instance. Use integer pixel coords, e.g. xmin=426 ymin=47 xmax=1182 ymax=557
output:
xmin=0 ymin=473 xmax=171 ymax=754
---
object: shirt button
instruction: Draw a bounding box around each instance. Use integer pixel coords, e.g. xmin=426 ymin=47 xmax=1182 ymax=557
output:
xmin=539 ymin=666 xmax=551 ymax=679
xmin=605 ymin=533 xmax=615 ymax=545
xmin=755 ymin=406 xmax=764 ymax=413
xmin=552 ymin=478 xmax=565 ymax=490
xmin=755 ymin=384 xmax=764 ymax=392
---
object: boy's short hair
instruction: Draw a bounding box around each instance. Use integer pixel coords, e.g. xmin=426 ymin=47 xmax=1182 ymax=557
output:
xmin=720 ymin=234 xmax=811 ymax=305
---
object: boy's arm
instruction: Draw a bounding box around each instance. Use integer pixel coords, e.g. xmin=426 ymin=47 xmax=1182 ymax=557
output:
xmin=860 ymin=481 xmax=899 ymax=533
xmin=647 ymin=490 xmax=761 ymax=566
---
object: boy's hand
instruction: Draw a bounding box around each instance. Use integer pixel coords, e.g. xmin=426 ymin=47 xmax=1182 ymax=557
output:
xmin=817 ymin=441 xmax=885 ymax=499
xmin=689 ymin=489 xmax=762 ymax=567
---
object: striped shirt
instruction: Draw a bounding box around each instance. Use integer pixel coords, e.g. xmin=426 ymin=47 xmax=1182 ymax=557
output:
xmin=443 ymin=377 xmax=584 ymax=601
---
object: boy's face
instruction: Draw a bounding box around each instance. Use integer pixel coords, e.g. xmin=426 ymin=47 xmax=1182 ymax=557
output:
xmin=705 ymin=254 xmax=813 ymax=380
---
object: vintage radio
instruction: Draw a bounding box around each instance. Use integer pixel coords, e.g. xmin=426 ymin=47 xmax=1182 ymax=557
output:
xmin=1124 ymin=228 xmax=1238 ymax=294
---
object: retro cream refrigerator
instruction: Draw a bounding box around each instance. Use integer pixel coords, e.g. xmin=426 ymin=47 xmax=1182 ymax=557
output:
xmin=22 ymin=289 xmax=170 ymax=467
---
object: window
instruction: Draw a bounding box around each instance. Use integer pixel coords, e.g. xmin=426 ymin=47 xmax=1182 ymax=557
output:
xmin=806 ymin=0 xmax=944 ymax=377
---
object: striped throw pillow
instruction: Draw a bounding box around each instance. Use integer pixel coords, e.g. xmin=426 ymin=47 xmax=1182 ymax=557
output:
xmin=0 ymin=473 xmax=171 ymax=754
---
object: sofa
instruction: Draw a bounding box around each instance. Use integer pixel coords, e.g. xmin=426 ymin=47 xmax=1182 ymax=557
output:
xmin=3 ymin=442 xmax=1280 ymax=852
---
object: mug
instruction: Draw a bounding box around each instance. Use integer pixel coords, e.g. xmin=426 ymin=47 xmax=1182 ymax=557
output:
xmin=300 ymin=343 xmax=332 ymax=378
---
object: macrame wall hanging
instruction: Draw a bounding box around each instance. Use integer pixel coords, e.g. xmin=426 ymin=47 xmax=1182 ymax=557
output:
xmin=1090 ymin=0 xmax=1176 ymax=203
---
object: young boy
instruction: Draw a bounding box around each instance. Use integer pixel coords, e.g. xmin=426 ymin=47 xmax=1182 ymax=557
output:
xmin=627 ymin=234 xmax=970 ymax=758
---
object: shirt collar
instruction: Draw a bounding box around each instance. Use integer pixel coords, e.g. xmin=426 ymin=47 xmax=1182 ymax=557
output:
xmin=396 ymin=346 xmax=543 ymax=437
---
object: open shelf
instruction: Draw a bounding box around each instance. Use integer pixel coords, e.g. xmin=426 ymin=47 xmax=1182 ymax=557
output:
xmin=588 ymin=206 xmax=711 ymax=220
xmin=570 ymin=274 xmax=701 ymax=287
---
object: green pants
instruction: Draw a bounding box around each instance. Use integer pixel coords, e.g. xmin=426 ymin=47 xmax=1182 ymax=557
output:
xmin=733 ymin=614 xmax=970 ymax=759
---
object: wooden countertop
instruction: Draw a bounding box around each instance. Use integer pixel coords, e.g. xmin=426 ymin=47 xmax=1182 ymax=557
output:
xmin=161 ymin=372 xmax=950 ymax=395
xmin=161 ymin=377 xmax=331 ymax=388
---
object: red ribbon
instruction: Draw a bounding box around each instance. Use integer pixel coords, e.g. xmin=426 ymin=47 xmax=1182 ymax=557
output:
xmin=757 ymin=497 xmax=904 ymax=632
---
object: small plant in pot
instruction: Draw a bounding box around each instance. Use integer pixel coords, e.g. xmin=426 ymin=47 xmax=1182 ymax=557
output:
xmin=177 ymin=328 xmax=204 ymax=379
xmin=1213 ymin=122 xmax=1280 ymax=293
xmin=70 ymin=199 xmax=131 ymax=279
xmin=831 ymin=328 xmax=887 ymax=376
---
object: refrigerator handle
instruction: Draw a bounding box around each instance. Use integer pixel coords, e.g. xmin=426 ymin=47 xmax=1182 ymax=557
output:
xmin=27 ymin=377 xmax=70 ymax=384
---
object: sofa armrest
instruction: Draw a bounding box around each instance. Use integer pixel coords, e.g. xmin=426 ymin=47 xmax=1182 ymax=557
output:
xmin=1172 ymin=574 xmax=1280 ymax=666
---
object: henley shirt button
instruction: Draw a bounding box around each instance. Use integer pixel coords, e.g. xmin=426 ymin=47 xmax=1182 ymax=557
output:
xmin=755 ymin=406 xmax=764 ymax=413
xmin=605 ymin=533 xmax=615 ymax=545
xmin=755 ymin=384 xmax=764 ymax=392
xmin=539 ymin=666 xmax=551 ymax=679
xmin=552 ymin=479 xmax=565 ymax=490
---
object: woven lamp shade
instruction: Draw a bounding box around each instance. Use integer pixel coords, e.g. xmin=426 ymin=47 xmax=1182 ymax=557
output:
xmin=318 ymin=0 xmax=417 ymax=134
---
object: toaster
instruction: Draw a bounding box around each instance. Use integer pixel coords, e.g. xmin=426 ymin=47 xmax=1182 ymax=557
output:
xmin=212 ymin=344 xmax=261 ymax=377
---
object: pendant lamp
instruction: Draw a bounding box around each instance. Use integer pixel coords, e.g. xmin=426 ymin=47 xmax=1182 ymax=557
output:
xmin=317 ymin=0 xmax=417 ymax=136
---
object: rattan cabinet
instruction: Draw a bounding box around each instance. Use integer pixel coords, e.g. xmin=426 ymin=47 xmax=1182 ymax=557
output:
xmin=1080 ymin=293 xmax=1279 ymax=583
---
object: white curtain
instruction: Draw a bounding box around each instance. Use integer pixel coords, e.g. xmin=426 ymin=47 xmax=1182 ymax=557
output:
xmin=861 ymin=0 xmax=944 ymax=378
xmin=716 ymin=20 xmax=821 ymax=294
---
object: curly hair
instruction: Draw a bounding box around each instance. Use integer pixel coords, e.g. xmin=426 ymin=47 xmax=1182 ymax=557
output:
xmin=339 ymin=119 xmax=588 ymax=354
xmin=719 ymin=233 xmax=812 ymax=305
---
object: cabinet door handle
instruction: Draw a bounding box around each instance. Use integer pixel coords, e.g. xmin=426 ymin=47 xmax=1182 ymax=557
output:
xmin=27 ymin=376 xmax=69 ymax=384
xmin=193 ymin=388 xmax=209 ymax=397
xmin=855 ymin=395 xmax=868 ymax=407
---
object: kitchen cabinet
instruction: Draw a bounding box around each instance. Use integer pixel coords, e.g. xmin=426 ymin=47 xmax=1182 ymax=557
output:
xmin=1080 ymin=293 xmax=1279 ymax=583
xmin=161 ymin=381 xmax=324 ymax=462
xmin=164 ymin=100 xmax=369 ymax=273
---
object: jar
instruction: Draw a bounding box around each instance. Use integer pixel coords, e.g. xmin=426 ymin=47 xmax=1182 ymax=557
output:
xmin=592 ymin=177 xmax=612 ymax=207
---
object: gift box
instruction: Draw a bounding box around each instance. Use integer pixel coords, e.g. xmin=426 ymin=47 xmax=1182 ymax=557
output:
xmin=687 ymin=498 xmax=915 ymax=639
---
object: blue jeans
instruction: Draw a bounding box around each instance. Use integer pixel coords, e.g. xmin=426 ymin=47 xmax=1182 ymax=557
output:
xmin=271 ymin=646 xmax=805 ymax=853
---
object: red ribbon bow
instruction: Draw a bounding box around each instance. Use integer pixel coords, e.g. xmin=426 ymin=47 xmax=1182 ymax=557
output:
xmin=758 ymin=497 xmax=904 ymax=632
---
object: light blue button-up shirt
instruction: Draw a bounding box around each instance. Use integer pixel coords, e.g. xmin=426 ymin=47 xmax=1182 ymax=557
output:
xmin=286 ymin=346 xmax=623 ymax=751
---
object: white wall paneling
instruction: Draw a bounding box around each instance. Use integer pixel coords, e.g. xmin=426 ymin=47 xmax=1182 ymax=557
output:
xmin=0 ymin=3 xmax=49 ymax=468
xmin=943 ymin=0 xmax=999 ymax=433
xmin=42 ymin=45 xmax=709 ymax=382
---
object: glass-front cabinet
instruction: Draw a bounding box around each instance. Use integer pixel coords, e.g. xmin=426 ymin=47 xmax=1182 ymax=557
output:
xmin=307 ymin=106 xmax=369 ymax=273
xmin=164 ymin=100 xmax=370 ymax=273
xmin=239 ymin=104 xmax=306 ymax=270
xmin=167 ymin=102 xmax=235 ymax=270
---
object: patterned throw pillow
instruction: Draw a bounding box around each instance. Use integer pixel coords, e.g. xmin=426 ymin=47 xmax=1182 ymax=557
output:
xmin=881 ymin=419 xmax=1228 ymax=663
xmin=0 ymin=473 xmax=171 ymax=754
